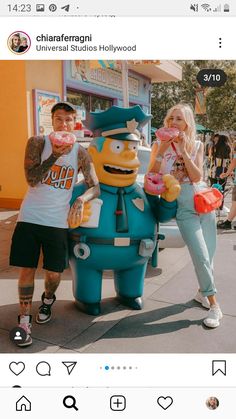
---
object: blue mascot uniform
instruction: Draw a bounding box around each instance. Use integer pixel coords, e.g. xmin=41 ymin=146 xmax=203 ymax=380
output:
xmin=69 ymin=106 xmax=177 ymax=315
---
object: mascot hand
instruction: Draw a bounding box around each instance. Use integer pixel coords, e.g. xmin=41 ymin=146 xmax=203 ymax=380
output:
xmin=68 ymin=199 xmax=92 ymax=229
xmin=161 ymin=174 xmax=181 ymax=202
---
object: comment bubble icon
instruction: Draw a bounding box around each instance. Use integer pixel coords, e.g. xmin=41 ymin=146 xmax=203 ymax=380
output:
xmin=36 ymin=361 xmax=51 ymax=376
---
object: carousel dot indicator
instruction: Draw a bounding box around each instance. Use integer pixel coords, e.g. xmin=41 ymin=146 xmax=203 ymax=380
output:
xmin=105 ymin=365 xmax=110 ymax=370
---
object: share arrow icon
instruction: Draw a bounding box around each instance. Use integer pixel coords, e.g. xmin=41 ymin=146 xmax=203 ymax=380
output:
xmin=61 ymin=4 xmax=70 ymax=12
xmin=62 ymin=361 xmax=77 ymax=375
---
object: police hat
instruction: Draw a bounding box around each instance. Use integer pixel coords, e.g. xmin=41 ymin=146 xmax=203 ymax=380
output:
xmin=88 ymin=105 xmax=152 ymax=141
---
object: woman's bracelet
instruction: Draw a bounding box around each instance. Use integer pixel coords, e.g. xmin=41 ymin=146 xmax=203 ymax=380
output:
xmin=155 ymin=154 xmax=163 ymax=163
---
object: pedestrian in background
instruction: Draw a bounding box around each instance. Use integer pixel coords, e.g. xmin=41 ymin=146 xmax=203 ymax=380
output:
xmin=218 ymin=144 xmax=236 ymax=229
xmin=208 ymin=134 xmax=231 ymax=213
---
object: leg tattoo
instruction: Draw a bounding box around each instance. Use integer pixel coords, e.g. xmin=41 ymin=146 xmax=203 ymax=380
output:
xmin=44 ymin=271 xmax=61 ymax=299
xmin=18 ymin=284 xmax=34 ymax=316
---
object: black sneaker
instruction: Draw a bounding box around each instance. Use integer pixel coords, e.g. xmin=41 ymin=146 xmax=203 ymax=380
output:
xmin=36 ymin=292 xmax=56 ymax=324
xmin=217 ymin=220 xmax=232 ymax=230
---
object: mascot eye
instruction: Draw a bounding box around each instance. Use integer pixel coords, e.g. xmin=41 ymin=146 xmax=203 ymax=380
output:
xmin=110 ymin=140 xmax=124 ymax=154
xmin=128 ymin=143 xmax=138 ymax=151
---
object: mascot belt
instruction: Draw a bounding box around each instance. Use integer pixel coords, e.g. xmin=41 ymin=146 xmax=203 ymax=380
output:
xmin=69 ymin=233 xmax=157 ymax=246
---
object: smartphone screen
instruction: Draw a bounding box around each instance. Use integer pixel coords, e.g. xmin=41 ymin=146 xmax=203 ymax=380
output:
xmin=0 ymin=0 xmax=235 ymax=416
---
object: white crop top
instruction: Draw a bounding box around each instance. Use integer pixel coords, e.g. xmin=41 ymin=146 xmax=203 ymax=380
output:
xmin=18 ymin=136 xmax=80 ymax=228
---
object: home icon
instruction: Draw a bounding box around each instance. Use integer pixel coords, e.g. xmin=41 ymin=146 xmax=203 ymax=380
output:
xmin=16 ymin=396 xmax=31 ymax=411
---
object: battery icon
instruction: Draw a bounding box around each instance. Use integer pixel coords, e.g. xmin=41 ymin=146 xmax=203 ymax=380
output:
xmin=224 ymin=3 xmax=230 ymax=12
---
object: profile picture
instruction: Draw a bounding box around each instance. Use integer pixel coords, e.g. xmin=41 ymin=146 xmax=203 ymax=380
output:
xmin=8 ymin=31 xmax=31 ymax=54
xmin=206 ymin=396 xmax=219 ymax=410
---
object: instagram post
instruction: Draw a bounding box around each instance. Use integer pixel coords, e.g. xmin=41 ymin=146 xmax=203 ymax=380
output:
xmin=0 ymin=3 xmax=236 ymax=416
xmin=1 ymin=58 xmax=236 ymax=354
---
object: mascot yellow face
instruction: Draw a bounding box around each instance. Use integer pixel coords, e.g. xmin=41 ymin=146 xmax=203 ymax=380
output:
xmin=89 ymin=137 xmax=140 ymax=187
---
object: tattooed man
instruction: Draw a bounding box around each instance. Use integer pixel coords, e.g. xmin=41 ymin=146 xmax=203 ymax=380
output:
xmin=10 ymin=102 xmax=100 ymax=347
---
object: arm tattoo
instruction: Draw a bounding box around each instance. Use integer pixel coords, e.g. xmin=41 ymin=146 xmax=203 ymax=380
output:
xmin=24 ymin=136 xmax=58 ymax=187
xmin=78 ymin=146 xmax=99 ymax=188
xmin=77 ymin=145 xmax=100 ymax=202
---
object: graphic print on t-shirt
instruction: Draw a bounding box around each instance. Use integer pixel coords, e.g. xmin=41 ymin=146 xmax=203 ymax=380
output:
xmin=171 ymin=156 xmax=189 ymax=182
xmin=42 ymin=164 xmax=75 ymax=189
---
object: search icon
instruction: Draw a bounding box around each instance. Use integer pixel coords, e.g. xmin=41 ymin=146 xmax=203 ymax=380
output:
xmin=63 ymin=395 xmax=78 ymax=411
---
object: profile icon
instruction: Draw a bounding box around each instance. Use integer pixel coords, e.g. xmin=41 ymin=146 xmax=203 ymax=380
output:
xmin=206 ymin=396 xmax=219 ymax=410
xmin=8 ymin=31 xmax=31 ymax=54
xmin=14 ymin=331 xmax=23 ymax=341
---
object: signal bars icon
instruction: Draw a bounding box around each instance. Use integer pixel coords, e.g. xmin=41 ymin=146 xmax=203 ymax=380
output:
xmin=213 ymin=4 xmax=221 ymax=12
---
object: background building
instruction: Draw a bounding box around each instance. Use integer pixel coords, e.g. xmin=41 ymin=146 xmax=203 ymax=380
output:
xmin=0 ymin=60 xmax=182 ymax=208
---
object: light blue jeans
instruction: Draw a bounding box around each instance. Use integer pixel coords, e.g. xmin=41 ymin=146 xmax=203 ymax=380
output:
xmin=176 ymin=183 xmax=217 ymax=296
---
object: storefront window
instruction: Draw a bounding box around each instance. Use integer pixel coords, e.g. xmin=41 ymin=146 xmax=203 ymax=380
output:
xmin=67 ymin=90 xmax=90 ymax=115
xmin=67 ymin=89 xmax=113 ymax=114
xmin=91 ymin=96 xmax=113 ymax=112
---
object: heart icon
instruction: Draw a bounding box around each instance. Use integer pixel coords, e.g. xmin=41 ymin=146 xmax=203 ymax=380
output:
xmin=157 ymin=396 xmax=173 ymax=410
xmin=9 ymin=362 xmax=25 ymax=376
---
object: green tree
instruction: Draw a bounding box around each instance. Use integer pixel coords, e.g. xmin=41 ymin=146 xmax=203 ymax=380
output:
xmin=205 ymin=61 xmax=236 ymax=130
xmin=151 ymin=60 xmax=236 ymax=132
xmin=151 ymin=61 xmax=200 ymax=128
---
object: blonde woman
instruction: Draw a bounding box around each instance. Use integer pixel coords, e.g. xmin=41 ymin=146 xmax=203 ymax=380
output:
xmin=148 ymin=103 xmax=222 ymax=328
xmin=10 ymin=33 xmax=21 ymax=52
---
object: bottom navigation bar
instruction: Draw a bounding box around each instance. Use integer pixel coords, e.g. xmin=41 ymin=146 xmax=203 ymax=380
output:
xmin=1 ymin=387 xmax=234 ymax=418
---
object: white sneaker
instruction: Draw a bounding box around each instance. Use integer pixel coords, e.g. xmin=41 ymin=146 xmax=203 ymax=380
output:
xmin=17 ymin=315 xmax=32 ymax=347
xmin=219 ymin=206 xmax=230 ymax=217
xmin=194 ymin=291 xmax=210 ymax=309
xmin=203 ymin=305 xmax=223 ymax=328
xmin=223 ymin=205 xmax=230 ymax=213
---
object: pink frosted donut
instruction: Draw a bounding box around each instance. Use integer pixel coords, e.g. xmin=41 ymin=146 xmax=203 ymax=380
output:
xmin=155 ymin=127 xmax=179 ymax=142
xmin=49 ymin=131 xmax=76 ymax=146
xmin=144 ymin=173 xmax=166 ymax=195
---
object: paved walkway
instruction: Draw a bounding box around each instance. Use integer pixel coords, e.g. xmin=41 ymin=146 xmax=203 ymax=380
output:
xmin=0 ymin=199 xmax=236 ymax=353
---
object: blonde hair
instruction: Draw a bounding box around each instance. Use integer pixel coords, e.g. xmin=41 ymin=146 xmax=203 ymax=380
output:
xmin=164 ymin=103 xmax=196 ymax=153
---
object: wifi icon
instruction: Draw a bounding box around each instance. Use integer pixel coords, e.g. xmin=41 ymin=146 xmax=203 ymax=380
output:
xmin=201 ymin=3 xmax=212 ymax=11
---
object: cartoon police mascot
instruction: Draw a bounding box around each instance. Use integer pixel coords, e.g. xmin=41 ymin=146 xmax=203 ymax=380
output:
xmin=68 ymin=106 xmax=179 ymax=315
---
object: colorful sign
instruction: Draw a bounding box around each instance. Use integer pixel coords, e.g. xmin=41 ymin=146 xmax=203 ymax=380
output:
xmin=71 ymin=61 xmax=139 ymax=96
xmin=33 ymin=90 xmax=61 ymax=135
xmin=195 ymin=88 xmax=207 ymax=115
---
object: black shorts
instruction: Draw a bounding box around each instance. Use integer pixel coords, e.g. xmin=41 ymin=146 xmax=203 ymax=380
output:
xmin=10 ymin=222 xmax=68 ymax=273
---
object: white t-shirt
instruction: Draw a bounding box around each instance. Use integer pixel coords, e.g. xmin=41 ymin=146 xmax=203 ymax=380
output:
xmin=18 ymin=136 xmax=80 ymax=228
